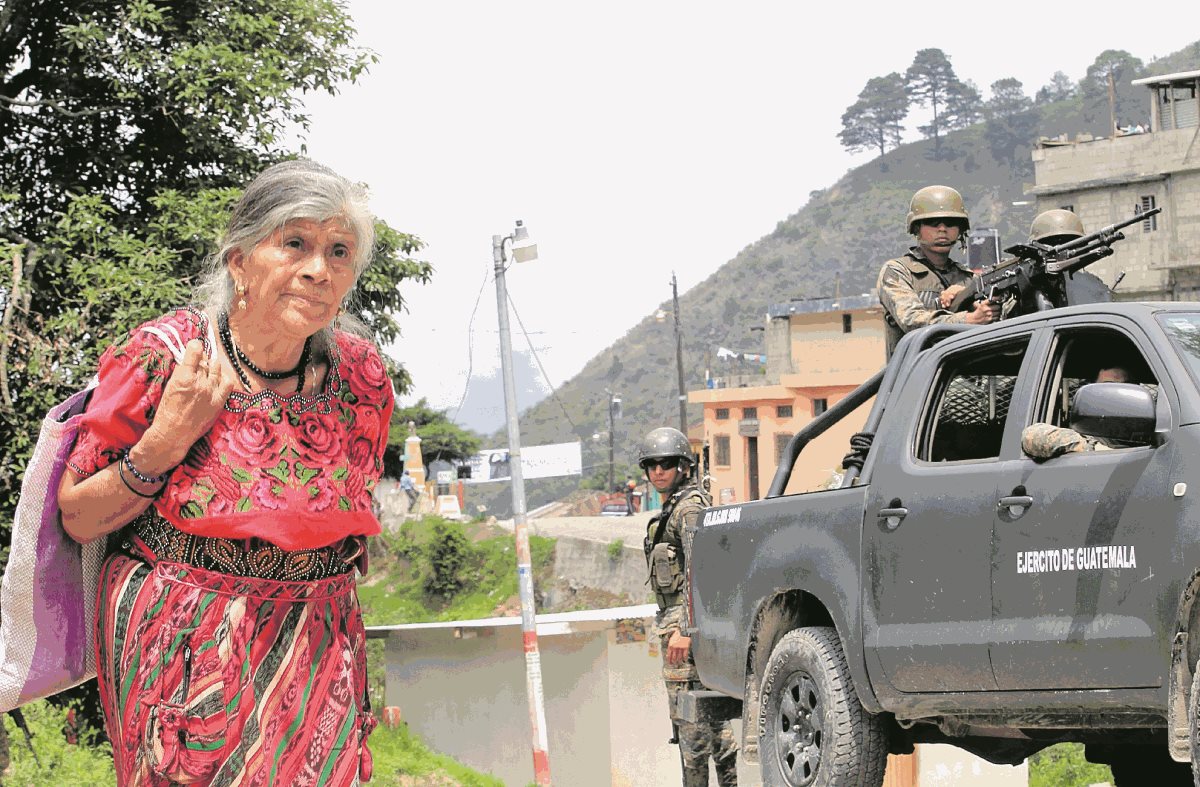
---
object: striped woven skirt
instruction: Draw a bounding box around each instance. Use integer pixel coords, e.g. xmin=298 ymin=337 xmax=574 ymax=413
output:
xmin=95 ymin=551 xmax=375 ymax=786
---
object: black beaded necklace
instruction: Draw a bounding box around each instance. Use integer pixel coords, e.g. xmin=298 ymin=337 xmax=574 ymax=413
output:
xmin=217 ymin=311 xmax=309 ymax=394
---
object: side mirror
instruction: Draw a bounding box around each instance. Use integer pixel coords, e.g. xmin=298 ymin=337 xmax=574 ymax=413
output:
xmin=1070 ymin=383 xmax=1156 ymax=445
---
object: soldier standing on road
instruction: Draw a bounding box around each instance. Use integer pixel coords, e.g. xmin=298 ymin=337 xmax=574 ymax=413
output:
xmin=640 ymin=427 xmax=737 ymax=787
xmin=878 ymin=185 xmax=998 ymax=358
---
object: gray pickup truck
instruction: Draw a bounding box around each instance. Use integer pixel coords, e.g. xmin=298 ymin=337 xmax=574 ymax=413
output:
xmin=683 ymin=302 xmax=1200 ymax=786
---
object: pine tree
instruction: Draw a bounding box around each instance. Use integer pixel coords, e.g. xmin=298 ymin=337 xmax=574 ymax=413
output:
xmin=837 ymin=73 xmax=909 ymax=159
xmin=1036 ymin=71 xmax=1077 ymax=103
xmin=905 ymin=48 xmax=963 ymax=158
xmin=986 ymin=78 xmax=1034 ymax=119
xmin=944 ymin=79 xmax=983 ymax=130
xmin=1081 ymin=50 xmax=1146 ymax=131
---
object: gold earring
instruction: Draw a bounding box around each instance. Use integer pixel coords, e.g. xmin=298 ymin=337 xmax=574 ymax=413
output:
xmin=235 ymin=283 xmax=247 ymax=311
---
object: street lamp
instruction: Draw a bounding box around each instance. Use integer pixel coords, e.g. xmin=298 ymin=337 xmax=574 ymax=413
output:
xmin=492 ymin=220 xmax=551 ymax=786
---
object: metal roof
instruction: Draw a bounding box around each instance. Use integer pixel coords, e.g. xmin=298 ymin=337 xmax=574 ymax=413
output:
xmin=768 ymin=293 xmax=879 ymax=319
xmin=1132 ymin=70 xmax=1200 ymax=86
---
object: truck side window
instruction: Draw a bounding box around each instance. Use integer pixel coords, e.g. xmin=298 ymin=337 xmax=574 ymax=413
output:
xmin=919 ymin=339 xmax=1029 ymax=463
xmin=1036 ymin=329 xmax=1158 ymax=432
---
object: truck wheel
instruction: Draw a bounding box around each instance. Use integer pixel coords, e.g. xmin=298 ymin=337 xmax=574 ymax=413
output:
xmin=759 ymin=626 xmax=886 ymax=787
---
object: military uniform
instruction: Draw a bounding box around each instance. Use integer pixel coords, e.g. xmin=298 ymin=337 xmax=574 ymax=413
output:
xmin=646 ymin=482 xmax=737 ymax=787
xmin=1021 ymin=423 xmax=1114 ymax=459
xmin=877 ymin=247 xmax=976 ymax=357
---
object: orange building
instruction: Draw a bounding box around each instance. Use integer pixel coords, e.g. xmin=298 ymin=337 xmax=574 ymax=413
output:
xmin=690 ymin=294 xmax=886 ymax=503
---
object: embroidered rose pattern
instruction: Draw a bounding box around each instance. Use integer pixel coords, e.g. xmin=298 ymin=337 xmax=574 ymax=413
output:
xmin=67 ymin=310 xmax=392 ymax=525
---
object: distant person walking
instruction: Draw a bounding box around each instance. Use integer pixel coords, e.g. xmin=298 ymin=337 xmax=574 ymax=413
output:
xmin=401 ymin=469 xmax=419 ymax=509
xmin=625 ymin=475 xmax=637 ymax=515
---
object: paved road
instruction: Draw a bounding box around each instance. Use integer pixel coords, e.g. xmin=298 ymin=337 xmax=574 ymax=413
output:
xmin=496 ymin=512 xmax=654 ymax=544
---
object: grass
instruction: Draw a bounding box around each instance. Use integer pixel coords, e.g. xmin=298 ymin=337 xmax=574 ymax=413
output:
xmin=356 ymin=516 xmax=556 ymax=627
xmin=369 ymin=720 xmax=505 ymax=787
xmin=3 ymin=701 xmax=117 ymax=787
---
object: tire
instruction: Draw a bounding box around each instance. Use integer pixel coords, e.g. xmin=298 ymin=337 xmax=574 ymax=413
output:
xmin=759 ymin=626 xmax=887 ymax=787
xmin=1189 ymin=662 xmax=1200 ymax=787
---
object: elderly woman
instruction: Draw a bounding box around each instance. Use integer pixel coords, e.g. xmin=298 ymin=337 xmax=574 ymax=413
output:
xmin=58 ymin=159 xmax=392 ymax=785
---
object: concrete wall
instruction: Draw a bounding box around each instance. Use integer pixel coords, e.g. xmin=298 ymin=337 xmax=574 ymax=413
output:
xmin=916 ymin=744 xmax=1028 ymax=786
xmin=548 ymin=538 xmax=651 ymax=606
xmin=1030 ymin=127 xmax=1200 ymax=298
xmin=384 ymin=624 xmax=623 ymax=786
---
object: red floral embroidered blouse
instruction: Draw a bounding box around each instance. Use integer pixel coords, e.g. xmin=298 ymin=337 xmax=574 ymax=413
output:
xmin=67 ymin=308 xmax=394 ymax=551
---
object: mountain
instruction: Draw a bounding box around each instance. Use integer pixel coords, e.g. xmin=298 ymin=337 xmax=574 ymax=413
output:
xmin=450 ymin=349 xmax=550 ymax=436
xmin=469 ymin=42 xmax=1200 ymax=517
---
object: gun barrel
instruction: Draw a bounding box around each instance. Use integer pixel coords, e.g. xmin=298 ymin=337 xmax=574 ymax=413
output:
xmin=1053 ymin=207 xmax=1162 ymax=254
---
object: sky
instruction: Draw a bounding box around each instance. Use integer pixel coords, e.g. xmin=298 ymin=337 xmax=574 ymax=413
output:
xmin=297 ymin=1 xmax=1198 ymax=432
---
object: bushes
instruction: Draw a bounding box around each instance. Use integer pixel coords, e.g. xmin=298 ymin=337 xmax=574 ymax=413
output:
xmin=423 ymin=519 xmax=475 ymax=599
xmin=2 ymin=700 xmax=117 ymax=786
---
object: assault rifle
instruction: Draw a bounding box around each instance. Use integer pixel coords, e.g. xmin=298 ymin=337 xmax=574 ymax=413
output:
xmin=949 ymin=206 xmax=1161 ymax=316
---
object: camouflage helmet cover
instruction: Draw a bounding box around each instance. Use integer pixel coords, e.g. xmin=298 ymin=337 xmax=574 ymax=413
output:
xmin=639 ymin=426 xmax=692 ymax=468
xmin=1030 ymin=209 xmax=1085 ymax=243
xmin=906 ymin=185 xmax=970 ymax=234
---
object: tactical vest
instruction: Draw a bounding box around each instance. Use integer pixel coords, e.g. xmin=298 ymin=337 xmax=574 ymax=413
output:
xmin=644 ymin=485 xmax=709 ymax=611
xmin=880 ymin=250 xmax=970 ymax=357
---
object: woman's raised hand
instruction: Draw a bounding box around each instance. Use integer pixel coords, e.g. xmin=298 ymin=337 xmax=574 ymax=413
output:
xmin=140 ymin=339 xmax=238 ymax=469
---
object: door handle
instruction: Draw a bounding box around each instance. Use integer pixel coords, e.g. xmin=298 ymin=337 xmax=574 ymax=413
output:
xmin=877 ymin=502 xmax=908 ymax=531
xmin=998 ymin=495 xmax=1034 ymax=518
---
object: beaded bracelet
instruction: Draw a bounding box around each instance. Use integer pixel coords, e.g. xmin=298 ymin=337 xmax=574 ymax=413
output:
xmin=122 ymin=451 xmax=171 ymax=486
xmin=118 ymin=457 xmax=163 ymax=499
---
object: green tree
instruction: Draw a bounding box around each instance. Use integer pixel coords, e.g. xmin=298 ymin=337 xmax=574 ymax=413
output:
xmin=944 ymin=79 xmax=983 ymax=130
xmin=388 ymin=398 xmax=483 ymax=473
xmin=1036 ymin=70 xmax=1077 ymax=103
xmin=0 ymin=0 xmax=372 ymax=233
xmin=1081 ymin=49 xmax=1146 ymax=131
xmin=986 ymin=78 xmax=1033 ymax=119
xmin=837 ymin=73 xmax=909 ymax=159
xmin=905 ymin=48 xmax=964 ymax=158
xmin=982 ymin=78 xmax=1040 ymax=173
xmin=1028 ymin=743 xmax=1112 ymax=787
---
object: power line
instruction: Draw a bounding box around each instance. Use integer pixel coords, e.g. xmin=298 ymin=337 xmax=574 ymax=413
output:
xmin=505 ymin=290 xmax=578 ymax=431
xmin=449 ymin=263 xmax=492 ymax=425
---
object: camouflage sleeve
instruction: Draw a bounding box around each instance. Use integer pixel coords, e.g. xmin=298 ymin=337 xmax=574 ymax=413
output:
xmin=1021 ymin=423 xmax=1090 ymax=459
xmin=672 ymin=495 xmax=706 ymax=633
xmin=877 ymin=260 xmax=972 ymax=334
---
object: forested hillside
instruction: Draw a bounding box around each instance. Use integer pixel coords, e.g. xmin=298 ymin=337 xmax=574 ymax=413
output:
xmin=472 ymin=42 xmax=1200 ymax=516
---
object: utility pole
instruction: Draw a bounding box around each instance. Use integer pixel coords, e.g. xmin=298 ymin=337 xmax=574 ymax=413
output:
xmin=492 ymin=223 xmax=551 ymax=786
xmin=606 ymin=389 xmax=619 ymax=492
xmin=671 ymin=271 xmax=687 ymax=434
xmin=1108 ymin=70 xmax=1118 ymax=137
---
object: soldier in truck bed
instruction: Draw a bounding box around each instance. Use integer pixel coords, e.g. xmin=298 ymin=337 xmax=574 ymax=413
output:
xmin=641 ymin=426 xmax=737 ymax=786
xmin=878 ymin=185 xmax=999 ymax=358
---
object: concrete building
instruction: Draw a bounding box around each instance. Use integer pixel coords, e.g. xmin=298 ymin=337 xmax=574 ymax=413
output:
xmin=1029 ymin=69 xmax=1200 ymax=299
xmin=689 ymin=294 xmax=885 ymax=503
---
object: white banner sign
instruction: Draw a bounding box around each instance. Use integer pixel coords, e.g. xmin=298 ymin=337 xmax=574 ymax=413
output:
xmin=464 ymin=441 xmax=582 ymax=484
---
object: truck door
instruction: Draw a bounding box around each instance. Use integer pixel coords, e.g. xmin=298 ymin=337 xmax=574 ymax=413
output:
xmin=864 ymin=334 xmax=1033 ymax=693
xmin=990 ymin=322 xmax=1174 ymax=690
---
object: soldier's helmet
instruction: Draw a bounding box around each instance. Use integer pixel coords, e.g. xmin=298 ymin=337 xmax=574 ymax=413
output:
xmin=906 ymin=185 xmax=970 ymax=234
xmin=638 ymin=427 xmax=693 ymax=471
xmin=1030 ymin=209 xmax=1085 ymax=244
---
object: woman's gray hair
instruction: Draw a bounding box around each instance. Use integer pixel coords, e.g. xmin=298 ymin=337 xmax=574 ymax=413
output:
xmin=193 ymin=158 xmax=377 ymax=357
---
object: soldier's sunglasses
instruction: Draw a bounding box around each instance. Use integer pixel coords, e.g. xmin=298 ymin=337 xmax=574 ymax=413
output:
xmin=640 ymin=458 xmax=679 ymax=471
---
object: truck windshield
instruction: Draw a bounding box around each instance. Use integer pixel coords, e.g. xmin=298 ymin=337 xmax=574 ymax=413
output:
xmin=1158 ymin=313 xmax=1200 ymax=388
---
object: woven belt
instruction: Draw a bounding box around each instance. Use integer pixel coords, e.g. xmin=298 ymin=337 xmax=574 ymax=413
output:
xmin=126 ymin=510 xmax=358 ymax=582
